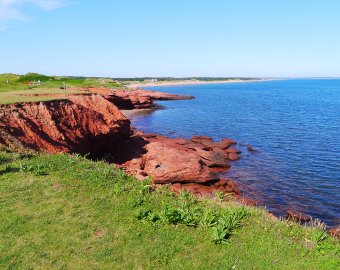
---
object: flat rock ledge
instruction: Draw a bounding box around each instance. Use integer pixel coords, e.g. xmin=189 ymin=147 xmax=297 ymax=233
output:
xmin=105 ymin=130 xmax=259 ymax=204
xmin=89 ymin=88 xmax=195 ymax=110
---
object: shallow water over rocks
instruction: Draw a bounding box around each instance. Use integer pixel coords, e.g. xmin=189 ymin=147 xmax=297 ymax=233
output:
xmin=129 ymin=79 xmax=340 ymax=227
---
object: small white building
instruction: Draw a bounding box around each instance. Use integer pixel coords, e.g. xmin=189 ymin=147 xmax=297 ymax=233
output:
xmin=144 ymin=79 xmax=158 ymax=83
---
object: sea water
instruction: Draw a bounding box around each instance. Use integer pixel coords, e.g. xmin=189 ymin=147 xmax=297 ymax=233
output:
xmin=129 ymin=79 xmax=340 ymax=227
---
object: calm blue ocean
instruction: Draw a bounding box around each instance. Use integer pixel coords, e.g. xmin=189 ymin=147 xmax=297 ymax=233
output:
xmin=130 ymin=79 xmax=340 ymax=227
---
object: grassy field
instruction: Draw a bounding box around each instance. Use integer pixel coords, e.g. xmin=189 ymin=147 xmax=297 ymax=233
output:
xmin=0 ymin=73 xmax=126 ymax=104
xmin=0 ymin=73 xmax=123 ymax=92
xmin=0 ymin=88 xmax=88 ymax=104
xmin=0 ymin=149 xmax=339 ymax=269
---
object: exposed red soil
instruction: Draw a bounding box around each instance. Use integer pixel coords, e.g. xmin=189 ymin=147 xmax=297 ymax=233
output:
xmin=0 ymin=94 xmax=130 ymax=158
xmin=0 ymin=89 xmax=256 ymax=206
xmin=69 ymin=88 xmax=194 ymax=110
xmin=2 ymin=88 xmax=336 ymax=231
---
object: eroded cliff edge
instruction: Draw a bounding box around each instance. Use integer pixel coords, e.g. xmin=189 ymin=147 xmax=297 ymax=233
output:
xmin=88 ymin=88 xmax=195 ymax=109
xmin=0 ymin=90 xmax=255 ymax=205
xmin=0 ymin=94 xmax=130 ymax=158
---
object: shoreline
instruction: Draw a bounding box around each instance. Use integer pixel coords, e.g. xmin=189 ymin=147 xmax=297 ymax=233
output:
xmin=127 ymin=79 xmax=270 ymax=88
xmin=121 ymin=91 xmax=328 ymax=227
xmin=122 ymin=108 xmax=317 ymax=224
xmin=1 ymin=84 xmax=336 ymax=228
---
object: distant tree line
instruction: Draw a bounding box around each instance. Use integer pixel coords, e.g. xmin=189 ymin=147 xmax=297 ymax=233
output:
xmin=109 ymin=77 xmax=258 ymax=82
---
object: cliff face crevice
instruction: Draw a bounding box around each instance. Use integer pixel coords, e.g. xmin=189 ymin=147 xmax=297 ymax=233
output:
xmin=0 ymin=94 xmax=130 ymax=158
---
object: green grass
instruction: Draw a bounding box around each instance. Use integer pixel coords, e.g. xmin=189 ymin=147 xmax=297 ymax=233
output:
xmin=0 ymin=73 xmax=127 ymax=96
xmin=0 ymin=72 xmax=130 ymax=104
xmin=0 ymin=149 xmax=339 ymax=269
xmin=105 ymin=83 xmax=125 ymax=88
xmin=0 ymin=73 xmax=20 ymax=82
xmin=0 ymin=88 xmax=88 ymax=104
xmin=0 ymin=83 xmax=34 ymax=93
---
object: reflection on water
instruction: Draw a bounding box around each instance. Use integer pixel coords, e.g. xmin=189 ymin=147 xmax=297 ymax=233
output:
xmin=129 ymin=79 xmax=340 ymax=227
xmin=121 ymin=108 xmax=159 ymax=119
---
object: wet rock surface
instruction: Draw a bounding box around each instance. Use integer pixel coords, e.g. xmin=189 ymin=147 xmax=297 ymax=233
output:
xmin=247 ymin=146 xmax=259 ymax=152
xmin=287 ymin=210 xmax=312 ymax=222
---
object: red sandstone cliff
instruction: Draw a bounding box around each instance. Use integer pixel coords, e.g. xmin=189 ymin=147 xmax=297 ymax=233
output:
xmin=103 ymin=131 xmax=253 ymax=201
xmin=87 ymin=88 xmax=194 ymax=110
xmin=0 ymin=94 xmax=130 ymax=158
xmin=0 ymin=92 xmax=257 ymax=205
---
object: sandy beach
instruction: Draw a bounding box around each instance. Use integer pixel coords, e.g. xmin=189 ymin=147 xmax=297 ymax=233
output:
xmin=127 ymin=79 xmax=267 ymax=88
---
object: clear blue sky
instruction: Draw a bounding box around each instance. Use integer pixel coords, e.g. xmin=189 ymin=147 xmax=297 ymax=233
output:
xmin=1 ymin=0 xmax=339 ymax=78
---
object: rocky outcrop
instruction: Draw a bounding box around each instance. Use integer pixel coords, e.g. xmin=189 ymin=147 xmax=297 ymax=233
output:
xmin=103 ymin=92 xmax=156 ymax=110
xmin=0 ymin=94 xmax=130 ymax=158
xmin=0 ymin=88 xmax=254 ymax=204
xmin=89 ymin=88 xmax=194 ymax=110
xmin=106 ymin=131 xmax=246 ymax=198
xmin=141 ymin=90 xmax=195 ymax=101
xmin=143 ymin=142 xmax=219 ymax=184
xmin=287 ymin=210 xmax=312 ymax=222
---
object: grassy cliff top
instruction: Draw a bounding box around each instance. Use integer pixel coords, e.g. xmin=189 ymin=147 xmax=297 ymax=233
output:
xmin=0 ymin=88 xmax=88 ymax=104
xmin=0 ymin=149 xmax=339 ymax=269
xmin=0 ymin=73 xmax=124 ymax=104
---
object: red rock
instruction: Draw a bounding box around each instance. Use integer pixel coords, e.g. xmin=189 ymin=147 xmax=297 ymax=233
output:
xmin=329 ymin=226 xmax=340 ymax=238
xmin=220 ymin=186 xmax=235 ymax=193
xmin=213 ymin=148 xmax=229 ymax=159
xmin=173 ymin=138 xmax=211 ymax=150
xmin=247 ymin=146 xmax=259 ymax=151
xmin=191 ymin=135 xmax=213 ymax=144
xmin=133 ymin=130 xmax=145 ymax=136
xmin=143 ymin=90 xmax=194 ymax=101
xmin=222 ymin=138 xmax=236 ymax=145
xmin=287 ymin=210 xmax=312 ymax=222
xmin=0 ymin=94 xmax=130 ymax=158
xmin=194 ymin=147 xmax=230 ymax=168
xmin=103 ymin=92 xmax=156 ymax=109
xmin=228 ymin=153 xmax=241 ymax=161
xmin=210 ymin=167 xmax=230 ymax=174
xmin=203 ymin=141 xmax=232 ymax=150
xmin=213 ymin=179 xmax=229 ymax=187
xmin=94 ymin=88 xmax=194 ymax=110
xmin=103 ymin=130 xmax=240 ymax=199
xmin=227 ymin=180 xmax=242 ymax=194
xmin=169 ymin=183 xmax=182 ymax=195
xmin=142 ymin=142 xmax=219 ymax=184
xmin=135 ymin=170 xmax=149 ymax=181
xmin=232 ymin=195 xmax=259 ymax=206
xmin=143 ymin=133 xmax=157 ymax=138
xmin=181 ymin=184 xmax=202 ymax=195
xmin=226 ymin=148 xmax=242 ymax=154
